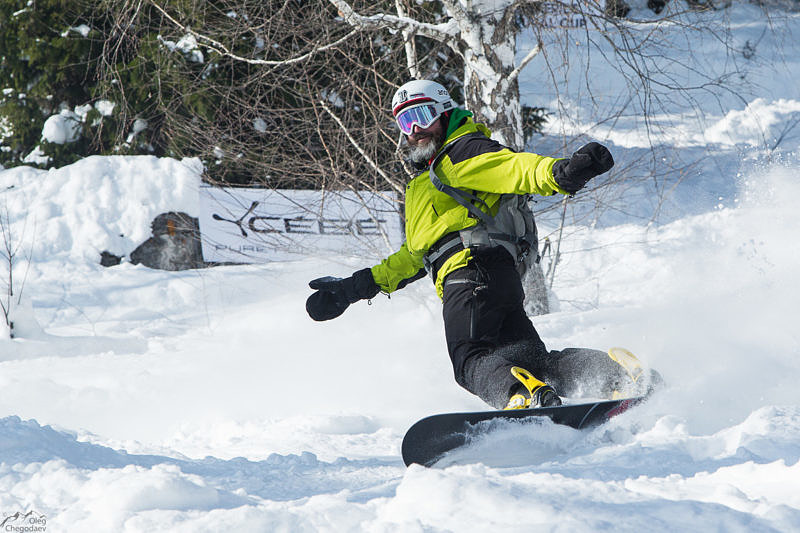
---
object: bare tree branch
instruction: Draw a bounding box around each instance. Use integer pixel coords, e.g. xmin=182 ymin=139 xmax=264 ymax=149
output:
xmin=395 ymin=0 xmax=421 ymax=78
xmin=147 ymin=0 xmax=360 ymax=66
xmin=508 ymin=40 xmax=542 ymax=85
xmin=318 ymin=99 xmax=404 ymax=196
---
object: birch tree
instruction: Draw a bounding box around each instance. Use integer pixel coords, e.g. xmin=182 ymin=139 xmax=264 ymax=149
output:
xmin=330 ymin=0 xmax=564 ymax=313
xmin=331 ymin=0 xmax=542 ymax=151
xmin=99 ymin=0 xmax=759 ymax=314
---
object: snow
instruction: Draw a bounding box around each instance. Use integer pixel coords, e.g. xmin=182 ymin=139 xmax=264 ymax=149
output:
xmin=0 ymin=3 xmax=799 ymax=531
xmin=61 ymin=24 xmax=92 ymax=38
xmin=515 ymin=1 xmax=800 ymax=228
xmin=94 ymin=100 xmax=116 ymax=117
xmin=158 ymin=34 xmax=205 ymax=64
xmin=703 ymin=98 xmax=800 ymax=147
xmin=41 ymin=110 xmax=81 ymax=144
xmin=0 ymin=155 xmax=201 ymax=262
xmin=0 ymin=115 xmax=12 ymax=143
xmin=126 ymin=118 xmax=148 ymax=143
xmin=21 ymin=145 xmax=48 ymax=166
xmin=253 ymin=118 xmax=267 ymax=133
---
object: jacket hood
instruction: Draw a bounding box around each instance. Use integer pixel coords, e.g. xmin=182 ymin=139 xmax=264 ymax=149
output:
xmin=445 ymin=107 xmax=474 ymax=139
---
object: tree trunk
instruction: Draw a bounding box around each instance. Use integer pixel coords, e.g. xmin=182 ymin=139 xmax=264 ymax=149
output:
xmin=459 ymin=5 xmax=524 ymax=151
xmin=522 ymin=260 xmax=550 ymax=316
xmin=456 ymin=7 xmax=549 ymax=314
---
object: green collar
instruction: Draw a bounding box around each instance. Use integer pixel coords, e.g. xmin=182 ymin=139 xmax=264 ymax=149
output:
xmin=442 ymin=108 xmax=493 ymax=146
xmin=445 ymin=108 xmax=474 ymax=139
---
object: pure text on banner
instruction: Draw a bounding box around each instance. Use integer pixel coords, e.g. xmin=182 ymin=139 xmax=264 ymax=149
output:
xmin=198 ymin=187 xmax=402 ymax=263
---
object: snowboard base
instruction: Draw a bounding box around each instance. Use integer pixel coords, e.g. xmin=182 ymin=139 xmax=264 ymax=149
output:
xmin=401 ymin=396 xmax=644 ymax=467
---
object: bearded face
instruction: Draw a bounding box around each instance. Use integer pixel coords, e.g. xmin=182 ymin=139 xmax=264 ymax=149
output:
xmin=406 ymin=117 xmax=446 ymax=165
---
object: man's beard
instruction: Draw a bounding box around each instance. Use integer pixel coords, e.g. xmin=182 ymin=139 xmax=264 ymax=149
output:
xmin=408 ymin=134 xmax=442 ymax=164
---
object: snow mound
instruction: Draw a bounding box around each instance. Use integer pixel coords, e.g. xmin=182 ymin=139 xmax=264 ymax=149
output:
xmin=0 ymin=155 xmax=202 ymax=264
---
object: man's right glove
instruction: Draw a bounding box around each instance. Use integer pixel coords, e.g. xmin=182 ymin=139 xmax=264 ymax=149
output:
xmin=306 ymin=268 xmax=380 ymax=321
xmin=552 ymin=142 xmax=614 ymax=194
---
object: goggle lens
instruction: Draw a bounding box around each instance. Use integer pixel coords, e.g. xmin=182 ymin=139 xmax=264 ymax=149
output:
xmin=396 ymin=104 xmax=440 ymax=135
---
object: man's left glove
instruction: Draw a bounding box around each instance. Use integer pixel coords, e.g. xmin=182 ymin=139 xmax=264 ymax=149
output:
xmin=306 ymin=268 xmax=381 ymax=321
xmin=553 ymin=142 xmax=614 ymax=194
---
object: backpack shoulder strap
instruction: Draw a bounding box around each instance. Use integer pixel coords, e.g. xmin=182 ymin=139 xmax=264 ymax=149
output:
xmin=428 ymin=133 xmax=496 ymax=229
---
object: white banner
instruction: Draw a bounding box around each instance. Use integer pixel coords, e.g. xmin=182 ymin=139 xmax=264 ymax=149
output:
xmin=198 ymin=187 xmax=402 ymax=263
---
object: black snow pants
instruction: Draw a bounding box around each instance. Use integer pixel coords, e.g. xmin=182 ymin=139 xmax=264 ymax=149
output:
xmin=441 ymin=247 xmax=631 ymax=409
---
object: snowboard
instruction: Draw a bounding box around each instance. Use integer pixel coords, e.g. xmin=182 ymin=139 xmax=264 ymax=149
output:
xmin=401 ymin=396 xmax=644 ymax=467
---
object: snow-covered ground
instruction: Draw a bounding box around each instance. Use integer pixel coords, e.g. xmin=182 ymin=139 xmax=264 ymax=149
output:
xmin=520 ymin=0 xmax=800 ymax=227
xmin=0 ymin=2 xmax=799 ymax=531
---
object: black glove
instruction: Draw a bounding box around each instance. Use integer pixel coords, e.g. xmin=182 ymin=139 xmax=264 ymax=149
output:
xmin=306 ymin=268 xmax=380 ymax=321
xmin=552 ymin=142 xmax=614 ymax=194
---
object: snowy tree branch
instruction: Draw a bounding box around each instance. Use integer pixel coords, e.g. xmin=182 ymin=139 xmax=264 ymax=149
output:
xmin=147 ymin=0 xmax=359 ymax=66
xmin=439 ymin=0 xmax=472 ymax=37
xmin=508 ymin=40 xmax=542 ymax=85
xmin=329 ymin=0 xmax=459 ymax=42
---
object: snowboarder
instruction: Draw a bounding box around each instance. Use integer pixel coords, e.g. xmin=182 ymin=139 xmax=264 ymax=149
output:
xmin=306 ymin=79 xmax=640 ymax=410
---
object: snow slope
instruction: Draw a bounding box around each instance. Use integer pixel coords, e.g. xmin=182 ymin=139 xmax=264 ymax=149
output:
xmin=0 ymin=2 xmax=799 ymax=532
xmin=519 ymin=0 xmax=800 ymax=226
xmin=2 ymin=156 xmax=799 ymax=532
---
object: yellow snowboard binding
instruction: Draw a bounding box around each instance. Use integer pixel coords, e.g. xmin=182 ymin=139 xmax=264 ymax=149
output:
xmin=504 ymin=367 xmax=562 ymax=410
xmin=607 ymin=347 xmax=662 ymax=399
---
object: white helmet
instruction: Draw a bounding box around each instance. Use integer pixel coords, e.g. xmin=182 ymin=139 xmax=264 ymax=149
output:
xmin=392 ymin=79 xmax=455 ymax=116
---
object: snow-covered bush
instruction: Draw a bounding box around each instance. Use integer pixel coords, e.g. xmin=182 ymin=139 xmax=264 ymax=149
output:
xmin=0 ymin=1 xmax=153 ymax=169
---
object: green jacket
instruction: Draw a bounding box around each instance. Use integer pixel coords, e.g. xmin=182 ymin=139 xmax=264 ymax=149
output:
xmin=371 ymin=110 xmax=570 ymax=298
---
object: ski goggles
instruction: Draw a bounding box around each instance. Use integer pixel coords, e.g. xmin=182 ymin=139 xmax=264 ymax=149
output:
xmin=395 ymin=103 xmax=446 ymax=135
